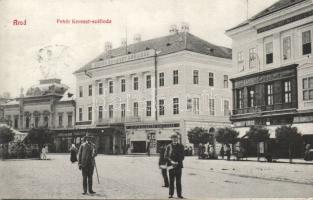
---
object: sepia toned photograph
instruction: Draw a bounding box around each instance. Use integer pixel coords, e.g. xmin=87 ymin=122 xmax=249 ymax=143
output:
xmin=0 ymin=0 xmax=313 ymax=199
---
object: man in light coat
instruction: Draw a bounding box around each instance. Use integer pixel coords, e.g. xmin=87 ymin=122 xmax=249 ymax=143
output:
xmin=78 ymin=133 xmax=97 ymax=195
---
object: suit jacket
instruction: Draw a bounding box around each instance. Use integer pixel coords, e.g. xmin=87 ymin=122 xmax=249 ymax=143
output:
xmin=165 ymin=143 xmax=185 ymax=168
xmin=78 ymin=142 xmax=97 ymax=168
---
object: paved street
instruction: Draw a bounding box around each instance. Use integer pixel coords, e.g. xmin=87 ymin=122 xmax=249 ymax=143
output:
xmin=0 ymin=154 xmax=313 ymax=199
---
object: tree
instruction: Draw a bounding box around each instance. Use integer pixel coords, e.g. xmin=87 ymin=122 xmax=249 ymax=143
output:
xmin=0 ymin=126 xmax=15 ymax=144
xmin=24 ymin=128 xmax=53 ymax=157
xmin=246 ymin=126 xmax=270 ymax=161
xmin=0 ymin=126 xmax=15 ymax=159
xmin=187 ymin=127 xmax=213 ymax=146
xmin=216 ymin=127 xmax=239 ymax=145
xmin=275 ymin=125 xmax=303 ymax=163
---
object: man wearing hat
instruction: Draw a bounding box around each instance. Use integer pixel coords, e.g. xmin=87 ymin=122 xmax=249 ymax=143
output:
xmin=165 ymin=133 xmax=185 ymax=199
xmin=78 ymin=133 xmax=97 ymax=195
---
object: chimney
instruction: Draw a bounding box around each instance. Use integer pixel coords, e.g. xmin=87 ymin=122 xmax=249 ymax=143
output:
xmin=169 ymin=24 xmax=178 ymax=35
xmin=121 ymin=38 xmax=127 ymax=47
xmin=133 ymin=34 xmax=141 ymax=43
xmin=180 ymin=22 xmax=189 ymax=33
xmin=104 ymin=41 xmax=112 ymax=52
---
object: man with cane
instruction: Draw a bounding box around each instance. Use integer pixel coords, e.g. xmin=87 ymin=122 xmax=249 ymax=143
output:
xmin=78 ymin=133 xmax=97 ymax=195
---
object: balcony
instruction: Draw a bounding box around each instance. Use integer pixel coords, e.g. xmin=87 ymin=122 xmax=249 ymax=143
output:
xmin=96 ymin=116 xmax=141 ymax=125
xmin=232 ymin=102 xmax=296 ymax=115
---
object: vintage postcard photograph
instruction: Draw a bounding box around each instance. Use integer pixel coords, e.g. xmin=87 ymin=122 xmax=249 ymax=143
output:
xmin=0 ymin=0 xmax=313 ymax=199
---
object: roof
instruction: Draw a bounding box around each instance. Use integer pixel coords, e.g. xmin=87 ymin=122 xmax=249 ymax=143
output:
xmin=59 ymin=90 xmax=75 ymax=102
xmin=227 ymin=0 xmax=307 ymax=32
xmin=4 ymin=99 xmax=19 ymax=106
xmin=74 ymin=32 xmax=232 ymax=74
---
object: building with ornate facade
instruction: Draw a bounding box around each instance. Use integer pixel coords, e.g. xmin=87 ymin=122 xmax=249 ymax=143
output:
xmin=2 ymin=78 xmax=76 ymax=152
xmin=226 ymin=0 xmax=313 ymax=143
xmin=74 ymin=25 xmax=233 ymax=154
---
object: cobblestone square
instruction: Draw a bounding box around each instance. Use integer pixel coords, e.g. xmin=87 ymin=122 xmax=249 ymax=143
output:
xmin=0 ymin=154 xmax=313 ymax=199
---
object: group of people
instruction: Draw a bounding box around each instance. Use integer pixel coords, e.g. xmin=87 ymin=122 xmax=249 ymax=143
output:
xmin=41 ymin=145 xmax=49 ymax=160
xmin=70 ymin=133 xmax=185 ymax=198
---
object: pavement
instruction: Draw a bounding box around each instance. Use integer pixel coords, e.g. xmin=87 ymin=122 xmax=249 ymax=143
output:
xmin=0 ymin=154 xmax=312 ymax=199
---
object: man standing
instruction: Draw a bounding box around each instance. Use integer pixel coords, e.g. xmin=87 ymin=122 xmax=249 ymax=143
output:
xmin=159 ymin=145 xmax=169 ymax=188
xmin=78 ymin=133 xmax=97 ymax=195
xmin=165 ymin=133 xmax=185 ymax=199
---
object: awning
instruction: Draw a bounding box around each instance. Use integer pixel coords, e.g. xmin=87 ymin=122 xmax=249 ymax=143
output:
xmin=235 ymin=127 xmax=250 ymax=138
xmin=293 ymin=123 xmax=313 ymax=136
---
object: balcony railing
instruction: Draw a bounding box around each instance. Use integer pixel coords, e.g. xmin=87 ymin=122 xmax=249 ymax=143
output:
xmin=232 ymin=102 xmax=296 ymax=115
xmin=96 ymin=116 xmax=141 ymax=125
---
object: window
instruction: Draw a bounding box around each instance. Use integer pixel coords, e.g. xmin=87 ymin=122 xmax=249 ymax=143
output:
xmin=209 ymin=99 xmax=215 ymax=116
xmin=58 ymin=114 xmax=63 ymax=127
xmin=98 ymin=106 xmax=103 ymax=120
xmin=238 ymin=51 xmax=244 ymax=71
xmin=134 ymin=77 xmax=138 ymax=90
xmin=248 ymin=87 xmax=255 ymax=107
xmin=79 ymin=108 xmax=83 ymax=121
xmin=265 ymin=42 xmax=273 ymax=64
xmin=68 ymin=114 xmax=73 ymax=128
xmin=173 ymin=98 xmax=179 ymax=115
xmin=238 ymin=51 xmax=244 ymax=63
xmin=303 ymin=77 xmax=313 ymax=100
xmin=121 ymin=79 xmax=126 ymax=92
xmin=193 ymin=98 xmax=199 ymax=115
xmin=34 ymin=116 xmax=39 ymax=128
xmin=283 ymin=36 xmax=291 ymax=60
xmin=121 ymin=104 xmax=126 ymax=119
xmin=266 ymin=84 xmax=273 ymax=105
xmin=284 ymin=80 xmax=292 ymax=103
xmin=224 ymin=100 xmax=229 ymax=116
xmin=88 ymin=107 xmax=92 ymax=121
xmin=43 ymin=116 xmax=49 ymax=128
xmin=98 ymin=83 xmax=103 ymax=95
xmin=159 ymin=72 xmax=164 ymax=87
xmin=223 ymin=75 xmax=228 ymax=88
xmin=209 ymin=72 xmax=214 ymax=86
xmin=187 ymin=98 xmax=192 ymax=112
xmin=146 ymin=101 xmax=151 ymax=116
xmin=249 ymin=48 xmax=257 ymax=68
xmin=79 ymin=86 xmax=83 ymax=97
xmin=109 ymin=105 xmax=113 ymax=118
xmin=25 ymin=117 xmax=30 ymax=129
xmin=109 ymin=81 xmax=113 ymax=93
xmin=88 ymin=85 xmax=92 ymax=96
xmin=302 ymin=30 xmax=311 ymax=55
xmin=133 ymin=102 xmax=139 ymax=117
xmin=146 ymin=75 xmax=151 ymax=89
xmin=193 ymin=70 xmax=199 ymax=84
xmin=236 ymin=89 xmax=244 ymax=109
xmin=159 ymin=99 xmax=164 ymax=116
xmin=14 ymin=116 xmax=18 ymax=129
xmin=173 ymin=70 xmax=178 ymax=85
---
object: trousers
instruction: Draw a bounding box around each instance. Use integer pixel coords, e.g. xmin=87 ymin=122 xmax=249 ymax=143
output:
xmin=169 ymin=167 xmax=182 ymax=196
xmin=82 ymin=163 xmax=94 ymax=193
xmin=161 ymin=169 xmax=169 ymax=186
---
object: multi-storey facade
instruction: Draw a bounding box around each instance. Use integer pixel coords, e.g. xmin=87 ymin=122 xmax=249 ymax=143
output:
xmin=74 ymin=26 xmax=233 ymax=154
xmin=226 ymin=0 xmax=313 ymax=143
xmin=2 ymin=78 xmax=76 ymax=152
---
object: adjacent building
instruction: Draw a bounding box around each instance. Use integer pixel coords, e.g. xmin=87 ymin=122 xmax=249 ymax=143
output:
xmin=226 ymin=0 xmax=313 ymax=143
xmin=74 ymin=25 xmax=233 ymax=154
xmin=2 ymin=78 xmax=76 ymax=152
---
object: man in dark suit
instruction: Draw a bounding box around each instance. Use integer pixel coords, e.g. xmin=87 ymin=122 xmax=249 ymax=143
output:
xmin=165 ymin=133 xmax=185 ymax=199
xmin=78 ymin=133 xmax=97 ymax=195
xmin=159 ymin=145 xmax=169 ymax=188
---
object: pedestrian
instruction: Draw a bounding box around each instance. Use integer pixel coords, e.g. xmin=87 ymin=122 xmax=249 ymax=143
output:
xmin=220 ymin=145 xmax=224 ymax=160
xmin=226 ymin=144 xmax=231 ymax=161
xmin=165 ymin=133 xmax=184 ymax=199
xmin=147 ymin=142 xmax=150 ymax=157
xmin=159 ymin=145 xmax=169 ymax=188
xmin=78 ymin=133 xmax=97 ymax=195
xmin=41 ymin=145 xmax=47 ymax=160
xmin=207 ymin=145 xmax=211 ymax=158
xmin=198 ymin=144 xmax=202 ymax=159
xmin=70 ymin=144 xmax=78 ymax=163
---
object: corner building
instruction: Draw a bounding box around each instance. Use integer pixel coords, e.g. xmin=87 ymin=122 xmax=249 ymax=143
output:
xmin=74 ymin=28 xmax=233 ymax=154
xmin=226 ymin=0 xmax=313 ymax=142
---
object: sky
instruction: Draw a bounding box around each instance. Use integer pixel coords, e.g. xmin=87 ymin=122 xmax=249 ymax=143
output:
xmin=0 ymin=0 xmax=277 ymax=98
